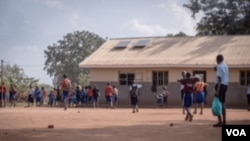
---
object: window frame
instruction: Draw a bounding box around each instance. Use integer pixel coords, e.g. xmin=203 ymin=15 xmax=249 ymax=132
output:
xmin=193 ymin=70 xmax=207 ymax=82
xmin=119 ymin=72 xmax=135 ymax=86
xmin=240 ymin=70 xmax=250 ymax=86
xmin=152 ymin=71 xmax=168 ymax=86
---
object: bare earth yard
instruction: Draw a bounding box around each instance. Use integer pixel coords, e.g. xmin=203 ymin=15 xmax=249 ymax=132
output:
xmin=0 ymin=107 xmax=249 ymax=141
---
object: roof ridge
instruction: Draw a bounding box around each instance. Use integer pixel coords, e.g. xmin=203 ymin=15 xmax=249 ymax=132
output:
xmin=109 ymin=35 xmax=250 ymax=40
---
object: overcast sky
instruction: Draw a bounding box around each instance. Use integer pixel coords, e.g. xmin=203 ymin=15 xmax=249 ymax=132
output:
xmin=0 ymin=0 xmax=201 ymax=85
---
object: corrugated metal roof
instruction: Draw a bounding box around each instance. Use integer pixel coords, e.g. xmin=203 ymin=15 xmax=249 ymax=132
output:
xmin=79 ymin=36 xmax=250 ymax=68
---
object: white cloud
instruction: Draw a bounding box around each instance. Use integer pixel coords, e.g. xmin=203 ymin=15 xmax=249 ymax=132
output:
xmin=127 ymin=18 xmax=174 ymax=36
xmin=169 ymin=0 xmax=202 ymax=35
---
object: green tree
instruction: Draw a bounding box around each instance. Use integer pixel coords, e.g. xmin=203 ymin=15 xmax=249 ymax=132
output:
xmin=1 ymin=64 xmax=39 ymax=87
xmin=0 ymin=64 xmax=40 ymax=102
xmin=167 ymin=31 xmax=188 ymax=37
xmin=184 ymin=0 xmax=250 ymax=35
xmin=44 ymin=30 xmax=105 ymax=86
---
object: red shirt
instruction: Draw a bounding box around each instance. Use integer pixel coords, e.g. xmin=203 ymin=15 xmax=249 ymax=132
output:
xmin=105 ymin=86 xmax=113 ymax=96
xmin=88 ymin=88 xmax=93 ymax=96
xmin=0 ymin=85 xmax=7 ymax=93
xmin=179 ymin=78 xmax=197 ymax=94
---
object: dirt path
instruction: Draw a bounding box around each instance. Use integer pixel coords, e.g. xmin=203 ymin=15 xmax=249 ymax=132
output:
xmin=0 ymin=107 xmax=249 ymax=141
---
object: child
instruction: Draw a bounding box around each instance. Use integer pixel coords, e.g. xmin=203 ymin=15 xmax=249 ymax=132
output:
xmin=112 ymin=85 xmax=119 ymax=108
xmin=75 ymin=85 xmax=82 ymax=107
xmin=35 ymin=86 xmax=42 ymax=107
xmin=156 ymin=86 xmax=169 ymax=108
xmin=177 ymin=72 xmax=198 ymax=122
xmin=48 ymin=89 xmax=56 ymax=107
xmin=193 ymin=77 xmax=208 ymax=115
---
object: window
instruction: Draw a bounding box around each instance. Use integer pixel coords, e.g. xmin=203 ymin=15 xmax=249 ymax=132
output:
xmin=114 ymin=40 xmax=131 ymax=48
xmin=240 ymin=70 xmax=250 ymax=86
xmin=119 ymin=73 xmax=135 ymax=85
xmin=152 ymin=71 xmax=168 ymax=86
xmin=133 ymin=39 xmax=151 ymax=48
xmin=193 ymin=71 xmax=207 ymax=82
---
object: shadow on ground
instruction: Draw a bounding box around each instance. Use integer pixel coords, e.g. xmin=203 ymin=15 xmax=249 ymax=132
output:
xmin=0 ymin=119 xmax=240 ymax=141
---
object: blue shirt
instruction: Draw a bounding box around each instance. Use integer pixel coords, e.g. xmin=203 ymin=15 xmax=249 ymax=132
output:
xmin=216 ymin=62 xmax=229 ymax=85
xmin=35 ymin=89 xmax=42 ymax=98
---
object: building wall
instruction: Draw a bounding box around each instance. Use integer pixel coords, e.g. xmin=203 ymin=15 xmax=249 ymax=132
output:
xmin=89 ymin=68 xmax=248 ymax=108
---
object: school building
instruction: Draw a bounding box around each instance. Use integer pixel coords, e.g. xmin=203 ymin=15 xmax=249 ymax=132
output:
xmin=79 ymin=35 xmax=250 ymax=108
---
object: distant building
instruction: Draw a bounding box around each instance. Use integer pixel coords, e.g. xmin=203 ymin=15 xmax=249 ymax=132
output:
xmin=79 ymin=36 xmax=250 ymax=107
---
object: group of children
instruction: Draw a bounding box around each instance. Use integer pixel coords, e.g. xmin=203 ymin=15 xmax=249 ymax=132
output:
xmin=0 ymin=82 xmax=17 ymax=107
xmin=178 ymin=71 xmax=208 ymax=121
xmin=27 ymin=83 xmax=119 ymax=109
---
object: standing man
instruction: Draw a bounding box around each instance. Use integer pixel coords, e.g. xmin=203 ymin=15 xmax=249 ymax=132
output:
xmin=129 ymin=80 xmax=142 ymax=113
xmin=60 ymin=74 xmax=72 ymax=110
xmin=213 ymin=54 xmax=229 ymax=127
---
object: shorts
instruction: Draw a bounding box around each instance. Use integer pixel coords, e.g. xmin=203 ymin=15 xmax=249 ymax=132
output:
xmin=194 ymin=92 xmax=205 ymax=103
xmin=106 ymin=95 xmax=112 ymax=103
xmin=36 ymin=97 xmax=41 ymax=102
xmin=9 ymin=93 xmax=17 ymax=102
xmin=93 ymin=96 xmax=99 ymax=102
xmin=0 ymin=92 xmax=6 ymax=100
xmin=131 ymin=96 xmax=138 ymax=105
xmin=184 ymin=92 xmax=193 ymax=107
xmin=62 ymin=90 xmax=69 ymax=100
xmin=113 ymin=95 xmax=118 ymax=103
xmin=28 ymin=94 xmax=34 ymax=103
xmin=215 ymin=84 xmax=228 ymax=103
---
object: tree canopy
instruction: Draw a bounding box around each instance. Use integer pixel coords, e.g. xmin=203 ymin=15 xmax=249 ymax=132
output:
xmin=0 ymin=63 xmax=41 ymax=101
xmin=184 ymin=0 xmax=250 ymax=35
xmin=166 ymin=31 xmax=188 ymax=37
xmin=1 ymin=64 xmax=39 ymax=87
xmin=44 ymin=31 xmax=105 ymax=86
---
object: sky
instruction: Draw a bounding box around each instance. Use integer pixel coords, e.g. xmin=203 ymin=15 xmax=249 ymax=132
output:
xmin=0 ymin=0 xmax=201 ymax=85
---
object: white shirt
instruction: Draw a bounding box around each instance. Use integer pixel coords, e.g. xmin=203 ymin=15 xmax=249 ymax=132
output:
xmin=29 ymin=88 xmax=34 ymax=95
xmin=180 ymin=84 xmax=184 ymax=90
xmin=216 ymin=62 xmax=229 ymax=85
xmin=129 ymin=83 xmax=142 ymax=91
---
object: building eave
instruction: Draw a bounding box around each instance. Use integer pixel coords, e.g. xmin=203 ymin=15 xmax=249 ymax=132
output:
xmin=79 ymin=64 xmax=250 ymax=69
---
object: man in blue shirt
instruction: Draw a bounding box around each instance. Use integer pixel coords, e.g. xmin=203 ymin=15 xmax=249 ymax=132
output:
xmin=214 ymin=54 xmax=229 ymax=127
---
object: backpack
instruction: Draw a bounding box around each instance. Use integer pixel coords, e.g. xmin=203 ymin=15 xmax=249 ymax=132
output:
xmin=130 ymin=85 xmax=138 ymax=97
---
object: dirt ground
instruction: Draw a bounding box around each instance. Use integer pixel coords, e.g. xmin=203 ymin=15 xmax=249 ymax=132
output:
xmin=0 ymin=106 xmax=249 ymax=141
